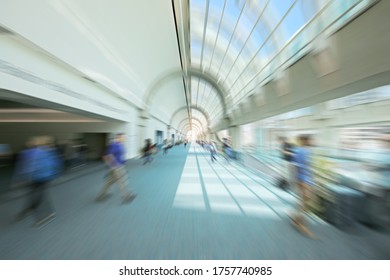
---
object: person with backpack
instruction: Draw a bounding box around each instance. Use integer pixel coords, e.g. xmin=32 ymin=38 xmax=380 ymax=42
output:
xmin=13 ymin=136 xmax=62 ymax=228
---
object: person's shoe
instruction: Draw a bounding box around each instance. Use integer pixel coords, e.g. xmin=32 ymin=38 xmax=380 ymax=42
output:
xmin=14 ymin=209 xmax=33 ymax=222
xmin=122 ymin=193 xmax=137 ymax=204
xmin=288 ymin=214 xmax=318 ymax=239
xmin=299 ymin=226 xmax=317 ymax=239
xmin=95 ymin=193 xmax=111 ymax=202
xmin=32 ymin=213 xmax=56 ymax=229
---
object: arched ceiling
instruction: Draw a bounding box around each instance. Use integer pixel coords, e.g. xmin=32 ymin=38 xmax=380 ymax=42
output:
xmin=170 ymin=105 xmax=209 ymax=132
xmin=144 ymin=67 xmax=227 ymax=129
xmin=0 ymin=0 xmax=379 ymax=137
xmin=177 ymin=117 xmax=205 ymax=132
xmin=186 ymin=0 xmax=375 ymax=115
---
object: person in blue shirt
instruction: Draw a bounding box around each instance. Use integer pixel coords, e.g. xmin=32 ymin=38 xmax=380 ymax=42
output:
xmin=208 ymin=141 xmax=217 ymax=163
xmin=96 ymin=133 xmax=136 ymax=203
xmin=13 ymin=136 xmax=62 ymax=228
xmin=289 ymin=134 xmax=316 ymax=238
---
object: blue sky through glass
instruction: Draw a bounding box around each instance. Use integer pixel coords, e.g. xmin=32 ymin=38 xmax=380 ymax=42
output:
xmin=189 ymin=0 xmax=374 ymax=124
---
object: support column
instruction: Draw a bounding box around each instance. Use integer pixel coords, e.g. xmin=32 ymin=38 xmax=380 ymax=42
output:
xmin=137 ymin=109 xmax=150 ymax=157
xmin=229 ymin=125 xmax=242 ymax=149
xmin=123 ymin=122 xmax=135 ymax=159
xmin=166 ymin=125 xmax=172 ymax=144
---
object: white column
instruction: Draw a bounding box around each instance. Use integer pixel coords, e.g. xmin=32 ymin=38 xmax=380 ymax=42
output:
xmin=229 ymin=125 xmax=242 ymax=149
xmin=137 ymin=109 xmax=150 ymax=157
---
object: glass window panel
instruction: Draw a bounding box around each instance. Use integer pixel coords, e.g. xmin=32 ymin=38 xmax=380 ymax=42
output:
xmin=200 ymin=80 xmax=209 ymax=106
xmin=264 ymin=0 xmax=294 ymax=31
xmin=299 ymin=0 xmax=318 ymax=21
xmin=193 ymin=79 xmax=201 ymax=107
xmin=210 ymin=102 xmax=218 ymax=114
xmin=282 ymin=1 xmax=306 ymax=40
xmin=208 ymin=92 xmax=217 ymax=108
xmin=190 ymin=0 xmax=375 ymax=116
xmin=221 ymin=1 xmax=240 ymax=35
xmin=211 ymin=37 xmax=228 ymax=74
xmin=190 ymin=0 xmax=206 ymax=23
xmin=197 ymin=84 xmax=207 ymax=108
xmin=246 ymin=21 xmax=269 ymax=56
xmin=219 ymin=52 xmax=234 ymax=73
xmin=245 ymin=0 xmax=267 ymax=23
xmin=191 ymin=40 xmax=202 ymax=64
xmin=192 ymin=77 xmax=200 ymax=106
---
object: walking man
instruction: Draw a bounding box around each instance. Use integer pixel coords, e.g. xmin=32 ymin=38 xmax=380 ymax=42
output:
xmin=96 ymin=133 xmax=136 ymax=203
xmin=13 ymin=136 xmax=62 ymax=228
xmin=209 ymin=141 xmax=217 ymax=163
xmin=289 ymin=135 xmax=316 ymax=238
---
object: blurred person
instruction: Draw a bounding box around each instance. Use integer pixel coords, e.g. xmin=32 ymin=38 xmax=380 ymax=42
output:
xmin=278 ymin=136 xmax=296 ymax=190
xmin=208 ymin=141 xmax=217 ymax=163
xmin=163 ymin=139 xmax=170 ymax=155
xmin=12 ymin=138 xmax=36 ymax=189
xmin=289 ymin=134 xmax=317 ymax=238
xmin=222 ymin=138 xmax=232 ymax=163
xmin=55 ymin=139 xmax=67 ymax=165
xmin=96 ymin=133 xmax=136 ymax=203
xmin=184 ymin=139 xmax=188 ymax=148
xmin=13 ymin=136 xmax=62 ymax=228
xmin=142 ymin=138 xmax=154 ymax=165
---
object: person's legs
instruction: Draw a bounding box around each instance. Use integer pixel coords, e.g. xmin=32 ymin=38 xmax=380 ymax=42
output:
xmin=31 ymin=181 xmax=56 ymax=228
xmin=115 ymin=166 xmax=136 ymax=203
xmin=225 ymin=148 xmax=231 ymax=163
xmin=96 ymin=170 xmax=115 ymax=200
xmin=143 ymin=154 xmax=148 ymax=165
xmin=15 ymin=183 xmax=38 ymax=221
xmin=34 ymin=181 xmax=54 ymax=219
xmin=291 ymin=182 xmax=315 ymax=238
xmin=144 ymin=153 xmax=152 ymax=164
xmin=286 ymin=162 xmax=297 ymax=191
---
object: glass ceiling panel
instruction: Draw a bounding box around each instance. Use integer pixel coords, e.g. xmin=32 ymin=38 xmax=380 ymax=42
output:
xmin=190 ymin=0 xmax=208 ymax=68
xmin=191 ymin=77 xmax=224 ymax=123
xmin=283 ymin=1 xmax=307 ymax=39
xmin=264 ymin=0 xmax=295 ymax=35
xmin=189 ymin=0 xmax=374 ymax=123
